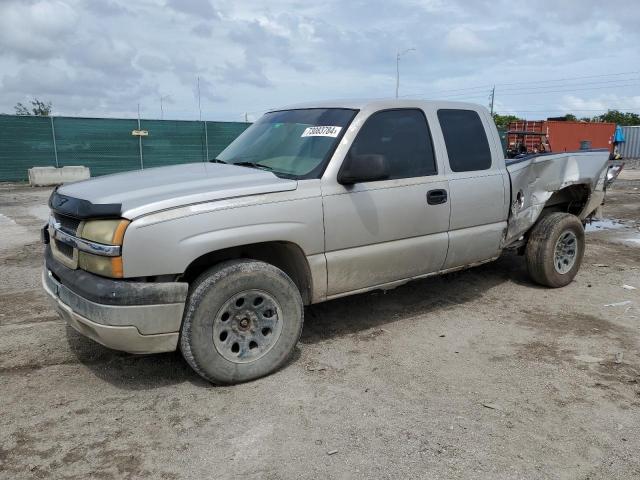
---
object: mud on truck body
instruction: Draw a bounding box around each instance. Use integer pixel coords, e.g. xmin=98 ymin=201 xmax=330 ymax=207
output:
xmin=42 ymin=99 xmax=620 ymax=384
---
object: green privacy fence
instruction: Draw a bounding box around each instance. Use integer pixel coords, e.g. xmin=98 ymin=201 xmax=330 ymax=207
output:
xmin=0 ymin=115 xmax=251 ymax=181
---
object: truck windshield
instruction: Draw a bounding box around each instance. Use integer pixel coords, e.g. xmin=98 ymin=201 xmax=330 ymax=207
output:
xmin=216 ymin=108 xmax=357 ymax=179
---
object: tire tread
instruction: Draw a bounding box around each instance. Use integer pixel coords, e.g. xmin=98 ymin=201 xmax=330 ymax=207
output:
xmin=525 ymin=212 xmax=585 ymax=288
xmin=179 ymin=259 xmax=303 ymax=384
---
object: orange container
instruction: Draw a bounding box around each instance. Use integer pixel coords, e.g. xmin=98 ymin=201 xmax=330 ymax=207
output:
xmin=545 ymin=121 xmax=615 ymax=152
xmin=507 ymin=120 xmax=615 ymax=153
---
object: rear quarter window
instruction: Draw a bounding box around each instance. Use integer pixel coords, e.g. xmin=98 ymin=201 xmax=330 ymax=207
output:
xmin=437 ymin=109 xmax=492 ymax=172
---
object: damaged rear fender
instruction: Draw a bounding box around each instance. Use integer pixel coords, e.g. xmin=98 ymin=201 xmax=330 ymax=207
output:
xmin=504 ymin=151 xmax=609 ymax=246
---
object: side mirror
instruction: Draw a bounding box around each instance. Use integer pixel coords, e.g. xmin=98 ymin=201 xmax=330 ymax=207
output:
xmin=338 ymin=153 xmax=389 ymax=185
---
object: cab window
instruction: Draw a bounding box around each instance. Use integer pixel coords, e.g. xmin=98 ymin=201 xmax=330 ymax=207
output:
xmin=348 ymin=109 xmax=437 ymax=180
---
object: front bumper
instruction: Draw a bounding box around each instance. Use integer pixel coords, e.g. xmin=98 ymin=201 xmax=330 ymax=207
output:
xmin=43 ymin=249 xmax=188 ymax=354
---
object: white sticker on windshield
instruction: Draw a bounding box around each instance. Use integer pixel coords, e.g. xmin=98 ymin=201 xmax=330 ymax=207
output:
xmin=301 ymin=126 xmax=342 ymax=138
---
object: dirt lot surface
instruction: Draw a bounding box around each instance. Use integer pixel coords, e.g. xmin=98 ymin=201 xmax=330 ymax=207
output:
xmin=1 ymin=176 xmax=639 ymax=480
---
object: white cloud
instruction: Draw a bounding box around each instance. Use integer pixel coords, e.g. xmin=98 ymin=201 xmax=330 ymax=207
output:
xmin=560 ymin=94 xmax=640 ymax=113
xmin=0 ymin=0 xmax=638 ymax=120
xmin=165 ymin=0 xmax=220 ymax=19
xmin=444 ymin=26 xmax=492 ymax=55
xmin=219 ymin=56 xmax=272 ymax=88
xmin=0 ymin=0 xmax=79 ymax=59
xmin=136 ymin=54 xmax=171 ymax=72
xmin=191 ymin=23 xmax=213 ymax=37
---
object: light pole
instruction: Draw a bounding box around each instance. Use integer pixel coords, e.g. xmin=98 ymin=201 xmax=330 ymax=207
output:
xmin=396 ymin=48 xmax=415 ymax=98
xmin=197 ymin=76 xmax=202 ymax=121
xmin=159 ymin=94 xmax=171 ymax=120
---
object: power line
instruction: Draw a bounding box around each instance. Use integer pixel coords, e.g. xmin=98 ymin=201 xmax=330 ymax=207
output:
xmin=402 ymin=89 xmax=493 ymax=100
xmin=497 ymin=108 xmax=640 ymax=113
xmin=494 ymin=70 xmax=640 ymax=87
xmin=498 ymin=77 xmax=640 ymax=93
xmin=399 ymin=70 xmax=640 ymax=99
xmin=498 ymin=81 xmax=639 ymax=96
xmin=400 ymin=85 xmax=492 ymax=97
xmin=430 ymin=90 xmax=491 ymax=101
xmin=495 ymin=104 xmax=640 ymax=111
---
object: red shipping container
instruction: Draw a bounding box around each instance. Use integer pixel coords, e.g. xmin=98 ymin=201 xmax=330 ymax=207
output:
xmin=546 ymin=121 xmax=615 ymax=152
xmin=507 ymin=120 xmax=615 ymax=154
xmin=506 ymin=120 xmax=546 ymax=153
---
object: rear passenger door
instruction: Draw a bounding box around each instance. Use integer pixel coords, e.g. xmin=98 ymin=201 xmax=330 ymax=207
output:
xmin=436 ymin=109 xmax=509 ymax=269
xmin=322 ymin=109 xmax=450 ymax=296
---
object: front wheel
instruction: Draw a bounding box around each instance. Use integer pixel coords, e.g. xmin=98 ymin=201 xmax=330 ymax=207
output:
xmin=525 ymin=212 xmax=585 ymax=288
xmin=180 ymin=259 xmax=303 ymax=384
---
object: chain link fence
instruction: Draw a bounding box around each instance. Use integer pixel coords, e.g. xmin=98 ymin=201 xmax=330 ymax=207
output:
xmin=0 ymin=115 xmax=250 ymax=181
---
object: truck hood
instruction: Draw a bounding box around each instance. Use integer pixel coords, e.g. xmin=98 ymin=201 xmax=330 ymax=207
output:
xmin=55 ymin=163 xmax=298 ymax=219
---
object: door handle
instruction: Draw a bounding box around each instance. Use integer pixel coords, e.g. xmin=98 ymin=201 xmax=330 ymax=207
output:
xmin=427 ymin=189 xmax=448 ymax=205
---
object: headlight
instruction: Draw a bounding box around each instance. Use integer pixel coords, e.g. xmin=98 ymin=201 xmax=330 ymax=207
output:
xmin=81 ymin=219 xmax=129 ymax=245
xmin=605 ymin=163 xmax=624 ymax=187
xmin=78 ymin=219 xmax=129 ymax=278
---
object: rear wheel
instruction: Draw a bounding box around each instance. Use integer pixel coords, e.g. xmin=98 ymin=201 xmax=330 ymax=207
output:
xmin=180 ymin=259 xmax=303 ymax=384
xmin=525 ymin=212 xmax=585 ymax=288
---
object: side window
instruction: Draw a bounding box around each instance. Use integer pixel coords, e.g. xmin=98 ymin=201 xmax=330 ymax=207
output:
xmin=348 ymin=109 xmax=437 ymax=180
xmin=437 ymin=109 xmax=492 ymax=172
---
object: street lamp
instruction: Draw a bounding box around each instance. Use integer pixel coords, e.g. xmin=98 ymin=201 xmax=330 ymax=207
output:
xmin=160 ymin=94 xmax=171 ymax=120
xmin=396 ymin=48 xmax=416 ymax=99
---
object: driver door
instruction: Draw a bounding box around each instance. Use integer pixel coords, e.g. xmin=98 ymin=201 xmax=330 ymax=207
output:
xmin=322 ymin=108 xmax=450 ymax=297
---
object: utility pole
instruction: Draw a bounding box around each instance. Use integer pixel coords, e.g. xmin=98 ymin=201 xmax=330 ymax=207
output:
xmin=489 ymin=85 xmax=495 ymax=116
xmin=197 ymin=76 xmax=202 ymax=121
xmin=395 ymin=48 xmax=416 ymax=98
xmin=159 ymin=94 xmax=170 ymax=120
xmin=244 ymin=112 xmax=248 ymax=122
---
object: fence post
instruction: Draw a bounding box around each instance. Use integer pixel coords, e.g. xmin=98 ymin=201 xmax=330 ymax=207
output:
xmin=204 ymin=120 xmax=209 ymax=161
xmin=137 ymin=104 xmax=144 ymax=170
xmin=50 ymin=116 xmax=59 ymax=168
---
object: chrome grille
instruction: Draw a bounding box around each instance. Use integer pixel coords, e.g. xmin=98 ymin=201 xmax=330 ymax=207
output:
xmin=54 ymin=238 xmax=74 ymax=258
xmin=53 ymin=212 xmax=81 ymax=236
xmin=50 ymin=212 xmax=81 ymax=268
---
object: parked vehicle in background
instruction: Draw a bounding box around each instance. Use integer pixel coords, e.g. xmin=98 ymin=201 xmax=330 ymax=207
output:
xmin=42 ymin=99 xmax=621 ymax=384
xmin=506 ymin=131 xmax=550 ymax=158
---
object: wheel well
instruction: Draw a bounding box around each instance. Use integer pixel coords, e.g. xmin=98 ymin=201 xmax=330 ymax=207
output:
xmin=181 ymin=241 xmax=313 ymax=305
xmin=542 ymin=184 xmax=591 ymax=217
xmin=512 ymin=184 xmax=591 ymax=255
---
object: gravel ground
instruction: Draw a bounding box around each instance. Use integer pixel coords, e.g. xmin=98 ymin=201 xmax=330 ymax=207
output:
xmin=0 ymin=177 xmax=639 ymax=480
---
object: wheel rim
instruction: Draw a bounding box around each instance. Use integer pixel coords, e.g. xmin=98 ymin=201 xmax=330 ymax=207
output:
xmin=554 ymin=230 xmax=578 ymax=274
xmin=212 ymin=289 xmax=283 ymax=364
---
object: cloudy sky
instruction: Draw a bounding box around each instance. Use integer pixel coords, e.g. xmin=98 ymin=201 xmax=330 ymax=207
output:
xmin=0 ymin=0 xmax=639 ymax=121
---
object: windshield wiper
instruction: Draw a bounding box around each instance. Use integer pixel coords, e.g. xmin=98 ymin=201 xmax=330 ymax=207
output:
xmin=233 ymin=161 xmax=274 ymax=171
xmin=209 ymin=158 xmax=228 ymax=164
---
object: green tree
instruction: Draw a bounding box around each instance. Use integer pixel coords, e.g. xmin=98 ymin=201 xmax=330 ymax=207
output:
xmin=593 ymin=109 xmax=640 ymax=126
xmin=492 ymin=113 xmax=520 ymax=129
xmin=14 ymin=98 xmax=52 ymax=116
xmin=563 ymin=113 xmax=577 ymax=121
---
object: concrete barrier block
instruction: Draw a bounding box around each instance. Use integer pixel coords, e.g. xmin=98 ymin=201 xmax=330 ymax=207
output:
xmin=28 ymin=166 xmax=90 ymax=186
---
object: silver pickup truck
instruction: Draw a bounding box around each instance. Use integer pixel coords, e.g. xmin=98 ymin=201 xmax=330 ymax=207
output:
xmin=42 ymin=99 xmax=617 ymax=384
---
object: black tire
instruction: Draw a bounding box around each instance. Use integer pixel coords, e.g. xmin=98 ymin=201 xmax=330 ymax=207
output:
xmin=525 ymin=212 xmax=585 ymax=288
xmin=180 ymin=259 xmax=303 ymax=384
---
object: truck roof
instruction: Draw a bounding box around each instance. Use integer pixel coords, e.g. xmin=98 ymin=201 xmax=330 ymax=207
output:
xmin=273 ymin=98 xmax=488 ymax=113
